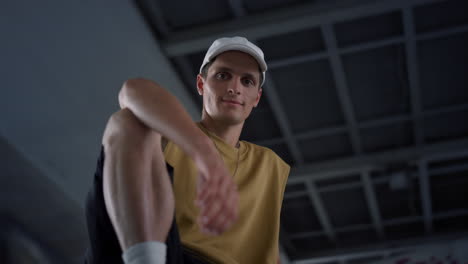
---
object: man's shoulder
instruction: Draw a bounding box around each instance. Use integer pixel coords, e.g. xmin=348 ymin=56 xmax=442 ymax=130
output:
xmin=243 ymin=140 xmax=271 ymax=154
xmin=243 ymin=141 xmax=290 ymax=169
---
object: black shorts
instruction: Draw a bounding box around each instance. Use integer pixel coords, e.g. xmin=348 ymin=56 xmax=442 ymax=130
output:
xmin=164 ymin=213 xmax=211 ymax=264
xmin=164 ymin=165 xmax=211 ymax=264
xmin=84 ymin=146 xmax=210 ymax=264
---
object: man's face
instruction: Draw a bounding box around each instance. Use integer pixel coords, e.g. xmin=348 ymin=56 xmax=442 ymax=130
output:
xmin=197 ymin=51 xmax=263 ymax=125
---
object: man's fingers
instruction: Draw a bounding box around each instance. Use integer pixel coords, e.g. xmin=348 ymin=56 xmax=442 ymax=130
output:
xmin=199 ymin=188 xmax=224 ymax=232
xmin=196 ymin=180 xmax=213 ymax=206
xmin=194 ymin=159 xmax=239 ymax=236
xmin=199 ymin=181 xmax=239 ymax=235
xmin=216 ymin=190 xmax=238 ymax=233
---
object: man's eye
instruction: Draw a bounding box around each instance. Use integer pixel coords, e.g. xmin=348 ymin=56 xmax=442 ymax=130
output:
xmin=243 ymin=79 xmax=255 ymax=86
xmin=216 ymin=72 xmax=229 ymax=79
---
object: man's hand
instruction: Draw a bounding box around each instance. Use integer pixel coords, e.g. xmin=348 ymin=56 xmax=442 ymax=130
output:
xmin=194 ymin=152 xmax=239 ymax=235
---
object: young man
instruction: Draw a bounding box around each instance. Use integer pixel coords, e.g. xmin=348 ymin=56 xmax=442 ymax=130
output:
xmin=85 ymin=37 xmax=290 ymax=264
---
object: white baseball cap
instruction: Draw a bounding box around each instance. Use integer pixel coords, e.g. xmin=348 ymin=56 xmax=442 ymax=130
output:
xmin=199 ymin=36 xmax=267 ymax=86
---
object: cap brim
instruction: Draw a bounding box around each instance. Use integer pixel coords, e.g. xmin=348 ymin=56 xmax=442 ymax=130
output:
xmin=208 ymin=43 xmax=267 ymax=72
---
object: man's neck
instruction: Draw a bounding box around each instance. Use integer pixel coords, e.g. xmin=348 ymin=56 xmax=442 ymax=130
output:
xmin=200 ymin=117 xmax=244 ymax=148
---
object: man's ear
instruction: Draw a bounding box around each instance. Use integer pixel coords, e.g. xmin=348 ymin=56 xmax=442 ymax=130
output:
xmin=196 ymin=74 xmax=204 ymax=96
xmin=254 ymin=88 xmax=263 ymax=108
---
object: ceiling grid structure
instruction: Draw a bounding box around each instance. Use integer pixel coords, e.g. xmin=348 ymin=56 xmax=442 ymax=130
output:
xmin=280 ymin=226 xmax=296 ymax=263
xmin=305 ymin=180 xmax=336 ymax=242
xmin=361 ymin=170 xmax=385 ymax=239
xmin=263 ymin=75 xmax=305 ymax=165
xmin=134 ymin=0 xmax=468 ymax=262
xmin=322 ymin=23 xmax=363 ymax=155
xmin=418 ymin=159 xmax=433 ymax=234
xmin=402 ymin=6 xmax=425 ymax=146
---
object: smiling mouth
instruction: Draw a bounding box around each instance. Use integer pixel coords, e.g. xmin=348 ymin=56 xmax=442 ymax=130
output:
xmin=222 ymin=99 xmax=243 ymax=106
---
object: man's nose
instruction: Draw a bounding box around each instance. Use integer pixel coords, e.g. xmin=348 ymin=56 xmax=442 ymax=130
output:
xmin=227 ymin=77 xmax=242 ymax=95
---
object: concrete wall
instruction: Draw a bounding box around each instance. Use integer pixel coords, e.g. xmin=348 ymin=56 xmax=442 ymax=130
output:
xmin=0 ymin=1 xmax=198 ymax=261
xmin=0 ymin=0 xmax=196 ymax=205
xmin=0 ymin=135 xmax=86 ymax=263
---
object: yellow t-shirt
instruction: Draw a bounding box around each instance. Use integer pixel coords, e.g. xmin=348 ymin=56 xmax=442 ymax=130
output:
xmin=164 ymin=124 xmax=290 ymax=264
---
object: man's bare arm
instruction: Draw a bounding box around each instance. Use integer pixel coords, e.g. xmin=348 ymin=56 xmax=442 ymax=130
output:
xmin=119 ymin=78 xmax=239 ymax=233
xmin=118 ymin=78 xmax=210 ymax=161
xmin=104 ymin=78 xmax=239 ymax=251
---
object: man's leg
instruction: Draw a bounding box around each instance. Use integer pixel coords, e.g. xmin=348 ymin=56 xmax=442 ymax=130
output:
xmin=102 ymin=108 xmax=174 ymax=261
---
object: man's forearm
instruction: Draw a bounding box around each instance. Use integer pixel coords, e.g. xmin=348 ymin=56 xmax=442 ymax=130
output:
xmin=119 ymin=78 xmax=214 ymax=160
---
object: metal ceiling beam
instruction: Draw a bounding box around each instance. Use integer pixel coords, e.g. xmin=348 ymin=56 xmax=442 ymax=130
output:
xmin=267 ymin=22 xmax=468 ymax=70
xmin=383 ymin=209 xmax=468 ymax=225
xmin=417 ymin=24 xmax=468 ymax=41
xmin=291 ymin=223 xmax=369 ymax=239
xmin=249 ymin=38 xmax=303 ymax=166
xmin=424 ymin=148 xmax=468 ymax=162
xmin=359 ymin=114 xmax=411 ymax=129
xmin=317 ymin=181 xmax=361 ymax=193
xmin=269 ymin=36 xmax=405 ymax=70
xmin=288 ymin=209 xmax=468 ymax=240
xmin=433 ymin=209 xmax=468 ymax=219
xmin=263 ymin=75 xmax=304 ymax=165
xmin=162 ymin=0 xmax=444 ymax=56
xmin=424 ymin=103 xmax=468 ymax=117
xmin=430 ymin=163 xmax=468 ymax=176
xmin=361 ymin=171 xmax=385 ymax=239
xmin=266 ymin=22 xmax=467 ymax=70
xmin=255 ymin=102 xmax=468 ymax=146
xmin=286 ymin=158 xmax=468 ymax=196
xmin=280 ymin=226 xmax=298 ymax=258
xmin=294 ymin=247 xmax=394 ymax=264
xmin=305 ymin=180 xmax=336 ymax=242
xmin=269 ymin=52 xmax=328 ymax=69
xmin=418 ymin=159 xmax=433 ymax=233
xmin=292 ymin=232 xmax=468 ymax=264
xmin=340 ymin=36 xmax=405 ymax=54
xmin=322 ymin=24 xmax=362 ymax=154
xmin=288 ymin=137 xmax=468 ymax=184
xmin=403 ymin=6 xmax=424 ymax=145
xmin=296 ymin=126 xmax=347 ymax=140
xmin=286 ymin=173 xmax=407 ymax=198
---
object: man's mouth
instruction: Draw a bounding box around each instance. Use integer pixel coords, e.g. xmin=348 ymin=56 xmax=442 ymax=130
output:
xmin=221 ymin=99 xmax=243 ymax=106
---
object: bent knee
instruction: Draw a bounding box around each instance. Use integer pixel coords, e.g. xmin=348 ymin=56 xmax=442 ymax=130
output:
xmin=103 ymin=109 xmax=159 ymax=149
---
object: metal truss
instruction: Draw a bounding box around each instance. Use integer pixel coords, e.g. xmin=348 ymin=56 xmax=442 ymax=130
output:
xmin=145 ymin=0 xmax=468 ymax=262
xmin=282 ymin=148 xmax=468 ymax=262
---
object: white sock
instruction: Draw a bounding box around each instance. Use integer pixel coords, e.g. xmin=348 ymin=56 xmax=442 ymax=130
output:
xmin=122 ymin=241 xmax=167 ymax=264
